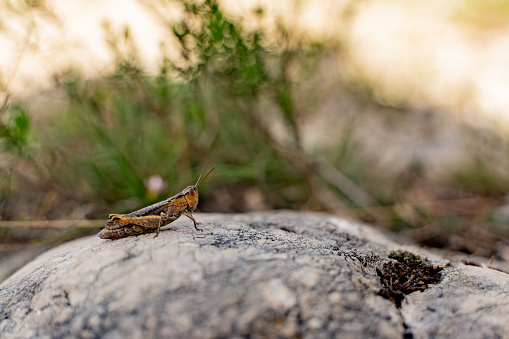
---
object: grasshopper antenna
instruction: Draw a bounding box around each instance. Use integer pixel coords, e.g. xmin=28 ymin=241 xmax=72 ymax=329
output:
xmin=195 ymin=161 xmax=215 ymax=187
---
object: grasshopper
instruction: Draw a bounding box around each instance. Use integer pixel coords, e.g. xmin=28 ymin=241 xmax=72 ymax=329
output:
xmin=98 ymin=162 xmax=215 ymax=240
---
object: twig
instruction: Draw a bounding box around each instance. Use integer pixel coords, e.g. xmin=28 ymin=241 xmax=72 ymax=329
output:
xmin=313 ymin=157 xmax=377 ymax=207
xmin=0 ymin=94 xmax=9 ymax=115
xmin=0 ymin=220 xmax=105 ymax=229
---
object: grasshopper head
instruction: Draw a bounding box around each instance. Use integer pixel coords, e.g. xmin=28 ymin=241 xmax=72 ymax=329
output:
xmin=183 ymin=162 xmax=215 ymax=211
xmin=183 ymin=186 xmax=199 ymax=211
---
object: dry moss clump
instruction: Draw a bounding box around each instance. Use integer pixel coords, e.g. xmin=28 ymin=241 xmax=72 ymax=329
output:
xmin=376 ymin=251 xmax=444 ymax=307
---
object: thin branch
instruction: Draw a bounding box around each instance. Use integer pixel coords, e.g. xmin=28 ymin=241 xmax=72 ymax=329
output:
xmin=0 ymin=219 xmax=105 ymax=229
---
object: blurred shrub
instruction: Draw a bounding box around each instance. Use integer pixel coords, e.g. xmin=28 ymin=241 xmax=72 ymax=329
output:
xmin=0 ymin=105 xmax=31 ymax=157
xmin=29 ymin=0 xmax=324 ymax=215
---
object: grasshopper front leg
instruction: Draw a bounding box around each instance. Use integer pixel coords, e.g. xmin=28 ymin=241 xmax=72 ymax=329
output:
xmin=183 ymin=211 xmax=203 ymax=232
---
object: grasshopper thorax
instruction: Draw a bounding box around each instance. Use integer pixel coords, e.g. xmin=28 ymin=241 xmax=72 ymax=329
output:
xmin=182 ymin=186 xmax=199 ymax=211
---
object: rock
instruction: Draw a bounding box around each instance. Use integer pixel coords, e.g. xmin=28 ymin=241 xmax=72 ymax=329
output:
xmin=403 ymin=265 xmax=509 ymax=337
xmin=0 ymin=211 xmax=508 ymax=338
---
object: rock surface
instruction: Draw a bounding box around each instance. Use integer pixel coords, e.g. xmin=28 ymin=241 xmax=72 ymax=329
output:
xmin=0 ymin=211 xmax=508 ymax=338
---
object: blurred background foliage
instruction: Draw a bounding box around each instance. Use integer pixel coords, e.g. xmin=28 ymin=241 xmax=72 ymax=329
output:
xmin=1 ymin=0 xmax=509 ymax=279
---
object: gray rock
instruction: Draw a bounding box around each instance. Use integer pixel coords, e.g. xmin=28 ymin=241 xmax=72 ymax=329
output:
xmin=0 ymin=211 xmax=508 ymax=338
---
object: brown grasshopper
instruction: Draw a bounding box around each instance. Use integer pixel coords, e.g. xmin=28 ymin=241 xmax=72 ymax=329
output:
xmin=98 ymin=162 xmax=215 ymax=240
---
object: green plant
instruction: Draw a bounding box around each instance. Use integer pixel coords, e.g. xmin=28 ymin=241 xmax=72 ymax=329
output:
xmin=0 ymin=104 xmax=31 ymax=156
xmin=33 ymin=0 xmax=323 ymax=215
